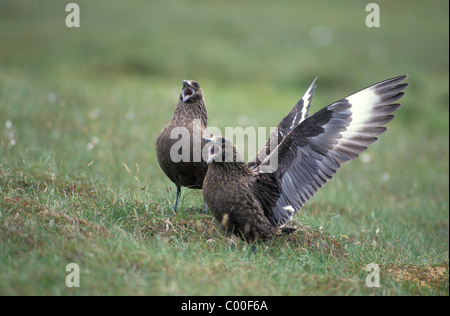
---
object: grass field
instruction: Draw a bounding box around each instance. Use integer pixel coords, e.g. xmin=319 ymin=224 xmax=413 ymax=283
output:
xmin=0 ymin=0 xmax=448 ymax=295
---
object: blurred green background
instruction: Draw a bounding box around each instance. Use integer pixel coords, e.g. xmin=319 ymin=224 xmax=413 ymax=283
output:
xmin=0 ymin=0 xmax=448 ymax=295
xmin=1 ymin=0 xmax=448 ymax=188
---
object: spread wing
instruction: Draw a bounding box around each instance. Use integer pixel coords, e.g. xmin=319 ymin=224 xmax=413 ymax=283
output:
xmin=248 ymin=78 xmax=317 ymax=169
xmin=254 ymin=75 xmax=409 ymax=227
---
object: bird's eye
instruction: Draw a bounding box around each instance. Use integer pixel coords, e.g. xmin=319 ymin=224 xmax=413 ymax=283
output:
xmin=193 ymin=82 xmax=199 ymax=88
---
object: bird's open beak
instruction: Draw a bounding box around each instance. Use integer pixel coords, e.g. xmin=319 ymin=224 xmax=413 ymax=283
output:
xmin=205 ymin=138 xmax=217 ymax=164
xmin=182 ymin=80 xmax=195 ymax=103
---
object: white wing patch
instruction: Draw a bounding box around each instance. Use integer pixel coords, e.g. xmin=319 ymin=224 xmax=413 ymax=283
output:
xmin=345 ymin=87 xmax=379 ymax=133
xmin=299 ymin=78 xmax=317 ymax=122
xmin=282 ymin=205 xmax=296 ymax=221
xmin=290 ymin=78 xmax=318 ymax=130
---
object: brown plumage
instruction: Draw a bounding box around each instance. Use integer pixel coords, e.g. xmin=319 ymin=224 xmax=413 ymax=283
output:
xmin=156 ymin=80 xmax=211 ymax=212
xmin=203 ymin=76 xmax=409 ymax=242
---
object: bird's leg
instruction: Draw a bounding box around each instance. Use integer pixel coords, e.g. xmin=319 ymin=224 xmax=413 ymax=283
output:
xmin=201 ymin=200 xmax=208 ymax=214
xmin=173 ymin=186 xmax=181 ymax=213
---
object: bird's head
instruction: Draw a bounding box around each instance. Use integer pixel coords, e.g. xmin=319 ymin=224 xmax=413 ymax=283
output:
xmin=180 ymin=80 xmax=203 ymax=104
xmin=205 ymin=136 xmax=244 ymax=164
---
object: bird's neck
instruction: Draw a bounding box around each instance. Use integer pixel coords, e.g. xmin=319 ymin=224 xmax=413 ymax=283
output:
xmin=174 ymin=100 xmax=208 ymax=127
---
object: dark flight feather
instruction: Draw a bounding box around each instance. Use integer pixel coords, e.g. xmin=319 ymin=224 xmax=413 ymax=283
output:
xmin=248 ymin=78 xmax=317 ymax=169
